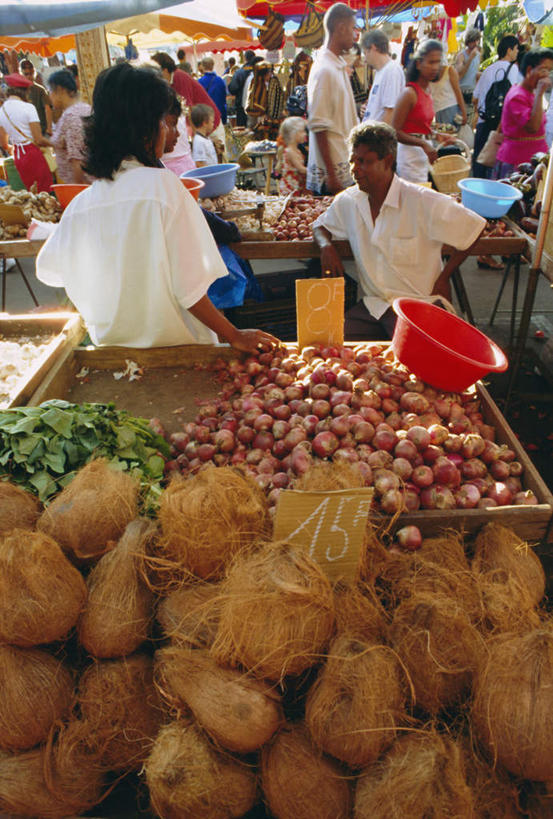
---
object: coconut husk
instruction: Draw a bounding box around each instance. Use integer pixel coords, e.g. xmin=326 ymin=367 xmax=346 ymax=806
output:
xmin=0 ymin=729 xmax=105 ymax=819
xmin=472 ymin=627 xmax=553 ymax=781
xmin=525 ymin=783 xmax=553 ymax=818
xmin=261 ymin=723 xmax=352 ymax=819
xmin=473 ymin=523 xmax=545 ymax=607
xmin=155 ymin=646 xmax=283 ymax=753
xmin=417 ymin=532 xmax=470 ymax=572
xmin=0 ymin=644 xmax=73 ymax=752
xmin=37 ymin=459 xmax=139 ymax=563
xmin=353 ymin=730 xmax=475 ymax=819
xmin=394 ymin=561 xmax=483 ymax=624
xmin=158 ymin=467 xmax=269 ymax=582
xmin=390 ymin=593 xmax=483 ymax=715
xmin=358 ymin=524 xmax=391 ymax=585
xmin=157 ymin=581 xmax=220 ymax=648
xmin=333 ymin=580 xmax=388 ymax=640
xmin=78 ymin=518 xmax=156 ymax=658
xmin=295 ymin=461 xmax=365 ymax=491
xmin=305 ymin=635 xmax=408 ymax=768
xmin=0 ymin=528 xmax=87 ymax=647
xmin=0 ymin=480 xmax=40 ymax=535
xmin=145 ymin=719 xmax=257 ymax=819
xmin=461 ymin=735 xmax=522 ymax=819
xmin=475 ymin=571 xmax=542 ymax=635
xmin=211 ymin=541 xmax=335 ymax=681
xmin=78 ymin=653 xmax=165 ymax=772
xmin=43 ymin=719 xmax=107 ymax=815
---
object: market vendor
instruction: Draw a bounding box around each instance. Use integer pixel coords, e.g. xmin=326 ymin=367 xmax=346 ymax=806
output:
xmin=36 ymin=63 xmax=277 ymax=354
xmin=312 ymin=121 xmax=486 ymax=340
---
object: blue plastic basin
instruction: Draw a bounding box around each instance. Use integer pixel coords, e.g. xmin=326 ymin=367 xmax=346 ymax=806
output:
xmin=457 ymin=178 xmax=523 ymax=219
xmin=181 ymin=163 xmax=239 ymax=198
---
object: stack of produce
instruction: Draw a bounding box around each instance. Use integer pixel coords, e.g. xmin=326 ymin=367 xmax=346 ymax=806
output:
xmin=0 ymin=446 xmax=550 ymax=817
xmin=0 ymin=187 xmax=62 ymax=239
xmin=499 ymin=152 xmax=548 ymax=239
xmin=162 ymin=343 xmax=537 ymax=514
xmin=0 ymin=335 xmax=56 ymax=408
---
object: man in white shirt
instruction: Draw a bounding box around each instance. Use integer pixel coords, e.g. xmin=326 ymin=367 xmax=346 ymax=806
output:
xmin=472 ymin=34 xmax=520 ymax=178
xmin=307 ymin=2 xmax=359 ymax=194
xmin=361 ymin=29 xmax=405 ymax=124
xmin=312 ymin=121 xmax=485 ymax=340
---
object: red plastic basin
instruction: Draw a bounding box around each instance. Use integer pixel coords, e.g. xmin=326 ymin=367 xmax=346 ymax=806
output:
xmin=180 ymin=176 xmax=205 ymax=201
xmin=391 ymin=298 xmax=508 ymax=392
xmin=52 ymin=183 xmax=89 ymax=208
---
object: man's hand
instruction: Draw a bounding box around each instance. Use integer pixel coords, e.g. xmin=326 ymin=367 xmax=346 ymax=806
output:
xmin=325 ymin=171 xmax=344 ymax=195
xmin=320 ymin=244 xmax=344 ymax=277
xmin=227 ymin=328 xmax=280 ymax=353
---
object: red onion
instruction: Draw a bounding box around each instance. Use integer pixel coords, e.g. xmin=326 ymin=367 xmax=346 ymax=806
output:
xmin=487 ymin=482 xmax=513 ymax=506
xmin=272 ymin=439 xmax=288 ymax=459
xmin=290 ymin=445 xmax=313 ymax=476
xmin=433 ymin=397 xmax=452 ymax=418
xmin=170 ymin=431 xmax=189 ymax=452
xmin=420 ymin=485 xmax=456 ymax=510
xmin=329 ymin=391 xmax=352 ymax=408
xmin=443 ymin=434 xmax=463 ymax=453
xmin=396 ymin=525 xmax=422 ymax=551
xmin=514 ymin=490 xmax=538 ymax=505
xmin=253 ymin=431 xmax=274 ymax=451
xmin=333 ymin=448 xmax=359 ymax=464
xmin=446 ymin=453 xmax=464 ymax=469
xmin=329 ymin=416 xmax=350 ymax=438
xmin=460 ymin=459 xmax=487 ymax=480
xmin=468 ymin=477 xmax=489 ymax=494
xmin=478 ymin=497 xmax=498 ymax=508
xmin=194 ymin=425 xmax=212 ymax=444
xmin=275 ymin=371 xmax=294 ymax=388
xmin=411 ymin=465 xmax=434 ymax=488
xmin=403 ymin=490 xmax=421 ymax=512
xmin=310 ymin=382 xmax=331 ymax=400
xmin=454 ymin=484 xmax=481 ymax=509
xmin=335 ymin=371 xmax=353 ymax=391
xmin=285 ymin=384 xmax=304 ymax=402
xmin=460 ymin=433 xmax=486 ymax=459
xmin=509 ymin=461 xmax=523 ymax=477
xmin=449 ymin=415 xmax=471 ymax=435
xmin=264 ymin=387 xmax=285 ymax=403
xmin=296 ymin=400 xmax=313 ymax=417
xmin=360 ymin=407 xmax=385 ymax=426
xmin=357 ymin=462 xmax=373 ymax=485
xmin=312 ymin=399 xmax=331 ymax=419
xmin=272 ymin=420 xmax=291 ymax=440
xmin=490 ymin=460 xmax=510 ymax=481
xmin=243 ymin=407 xmax=262 ymax=426
xmin=253 ymin=413 xmax=274 ymax=432
xmin=406 ymin=426 xmax=431 ymax=451
xmin=394 ymin=439 xmax=418 ymax=462
xmin=237 ymin=426 xmax=255 ymax=445
xmin=231 ymin=450 xmax=246 ymax=464
xmin=246 ymin=448 xmax=264 ymax=465
xmin=428 ymin=424 xmax=449 ymax=445
xmin=272 ymin=472 xmax=289 ymax=489
xmin=432 ymin=456 xmax=461 ymax=487
xmin=374 ymin=469 xmax=400 ymax=496
xmin=480 ymin=440 xmax=502 ymax=464
xmin=273 ymin=404 xmax=292 ymax=422
xmin=393 ymin=457 xmax=413 ymax=480
xmin=381 ymin=398 xmax=399 ymax=415
xmin=498 ymin=446 xmax=516 ymax=463
xmin=354 ymin=421 xmax=376 ymax=444
xmin=356 ymin=444 xmax=374 ymax=463
xmin=221 ymin=417 xmax=238 ymax=434
xmin=400 ymin=392 xmax=430 ymax=413
xmin=332 ymin=403 xmax=351 ymax=417
xmin=373 ymin=428 xmax=398 ymax=452
xmin=284 ymin=427 xmax=307 ymax=452
xmin=422 ymin=445 xmax=443 ymax=465
xmin=197 ymin=443 xmax=216 ymax=462
xmin=312 ymin=431 xmax=339 ymax=458
xmin=380 ymin=489 xmax=405 ymax=514
xmin=258 ymin=456 xmax=278 ymax=475
xmin=368 ymin=451 xmax=394 ymax=470
xmin=302 ymin=415 xmax=319 ymax=436
xmin=504 ymin=476 xmax=522 ymax=495
xmin=214 ymin=429 xmax=235 ymax=453
xmin=289 ymin=414 xmax=305 ymax=429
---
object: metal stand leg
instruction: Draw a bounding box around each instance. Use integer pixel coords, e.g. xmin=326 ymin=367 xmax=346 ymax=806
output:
xmin=509 ymin=255 xmax=520 ymax=348
xmin=1 ymin=254 xmax=6 ymax=312
xmin=451 ymin=267 xmax=475 ymax=324
xmin=14 ymin=259 xmax=39 ymax=307
xmin=505 ymin=265 xmax=540 ymax=409
xmin=490 ymin=255 xmax=514 ymax=326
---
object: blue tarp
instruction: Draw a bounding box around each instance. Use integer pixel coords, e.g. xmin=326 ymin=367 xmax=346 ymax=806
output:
xmin=523 ymin=0 xmax=553 ymax=23
xmin=0 ymin=0 xmax=188 ymax=37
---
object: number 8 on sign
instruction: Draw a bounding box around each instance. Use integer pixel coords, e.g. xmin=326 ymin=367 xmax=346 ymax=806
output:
xmin=296 ymin=277 xmax=345 ymax=349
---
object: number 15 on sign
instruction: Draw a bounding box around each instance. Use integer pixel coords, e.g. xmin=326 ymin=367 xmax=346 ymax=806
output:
xmin=273 ymin=488 xmax=373 ymax=581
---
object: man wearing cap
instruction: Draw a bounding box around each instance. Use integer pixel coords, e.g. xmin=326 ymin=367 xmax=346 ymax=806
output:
xmin=20 ymin=59 xmax=53 ymax=136
xmin=0 ymin=73 xmax=53 ymax=192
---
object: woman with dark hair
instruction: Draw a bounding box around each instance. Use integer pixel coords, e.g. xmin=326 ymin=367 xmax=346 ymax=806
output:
xmin=0 ymin=73 xmax=53 ymax=191
xmin=48 ymin=70 xmax=90 ymax=183
xmin=36 ymin=63 xmax=277 ymax=353
xmin=391 ymin=39 xmax=443 ymax=183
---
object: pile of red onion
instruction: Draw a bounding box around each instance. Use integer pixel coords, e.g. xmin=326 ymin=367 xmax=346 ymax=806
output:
xmin=158 ymin=343 xmax=537 ymax=513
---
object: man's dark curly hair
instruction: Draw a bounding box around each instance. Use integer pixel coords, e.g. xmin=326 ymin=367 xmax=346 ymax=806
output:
xmin=83 ymin=62 xmax=172 ymax=180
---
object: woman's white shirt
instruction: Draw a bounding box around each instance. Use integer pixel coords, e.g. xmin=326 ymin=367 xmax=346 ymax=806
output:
xmin=0 ymin=98 xmax=40 ymax=144
xmin=36 ymin=160 xmax=227 ymax=347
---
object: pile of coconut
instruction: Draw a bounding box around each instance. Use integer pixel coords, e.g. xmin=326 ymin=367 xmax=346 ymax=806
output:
xmin=0 ymin=459 xmax=551 ymax=818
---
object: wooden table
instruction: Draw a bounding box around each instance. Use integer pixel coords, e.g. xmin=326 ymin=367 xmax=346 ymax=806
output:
xmin=0 ymin=238 xmax=45 ymax=312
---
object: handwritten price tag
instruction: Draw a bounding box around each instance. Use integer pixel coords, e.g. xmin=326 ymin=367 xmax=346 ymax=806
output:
xmin=296 ymin=277 xmax=344 ymax=350
xmin=273 ymin=488 xmax=373 ymax=581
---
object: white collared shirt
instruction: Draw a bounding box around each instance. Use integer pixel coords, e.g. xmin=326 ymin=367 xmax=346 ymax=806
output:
xmin=313 ymin=175 xmax=485 ymax=318
xmin=307 ymin=47 xmax=359 ymax=193
xmin=37 ymin=159 xmax=227 ymax=347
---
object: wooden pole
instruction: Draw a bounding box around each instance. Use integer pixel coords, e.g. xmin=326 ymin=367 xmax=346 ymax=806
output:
xmin=75 ymin=25 xmax=110 ymax=104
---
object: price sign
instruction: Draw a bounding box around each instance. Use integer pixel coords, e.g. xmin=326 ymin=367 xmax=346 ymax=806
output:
xmin=296 ymin=277 xmax=344 ymax=350
xmin=273 ymin=488 xmax=373 ymax=581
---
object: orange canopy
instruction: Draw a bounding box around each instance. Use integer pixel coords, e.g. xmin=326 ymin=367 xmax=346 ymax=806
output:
xmin=0 ymin=34 xmax=76 ymax=56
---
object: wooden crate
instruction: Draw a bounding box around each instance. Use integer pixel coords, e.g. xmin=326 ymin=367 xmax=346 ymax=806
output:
xmin=26 ymin=342 xmax=553 ymax=545
xmin=1 ymin=312 xmax=85 ymax=409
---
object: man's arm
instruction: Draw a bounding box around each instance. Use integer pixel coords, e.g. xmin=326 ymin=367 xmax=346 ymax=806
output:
xmin=434 ymin=230 xmax=484 ymax=300
xmin=312 ymin=224 xmax=344 ymax=277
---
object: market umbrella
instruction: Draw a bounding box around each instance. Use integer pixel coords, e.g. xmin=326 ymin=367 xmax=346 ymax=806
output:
xmin=0 ymin=34 xmax=76 ymax=56
xmin=236 ymin=0 xmax=435 ymax=22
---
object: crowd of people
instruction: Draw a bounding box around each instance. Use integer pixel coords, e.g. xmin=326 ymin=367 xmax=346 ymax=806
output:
xmin=0 ymin=2 xmax=552 ymax=348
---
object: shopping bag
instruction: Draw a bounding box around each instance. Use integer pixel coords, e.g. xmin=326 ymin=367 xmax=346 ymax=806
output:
xmin=208 ymin=246 xmax=263 ymax=309
xmin=476 ymin=130 xmax=503 ymax=168
xmin=457 ymin=123 xmax=474 ymax=150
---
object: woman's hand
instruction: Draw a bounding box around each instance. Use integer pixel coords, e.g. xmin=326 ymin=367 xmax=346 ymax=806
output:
xmin=228 ymin=328 xmax=280 ymax=353
xmin=423 ymin=143 xmax=439 ymax=164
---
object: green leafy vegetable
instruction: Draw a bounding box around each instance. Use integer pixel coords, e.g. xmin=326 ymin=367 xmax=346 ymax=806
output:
xmin=0 ymin=400 xmax=170 ymax=511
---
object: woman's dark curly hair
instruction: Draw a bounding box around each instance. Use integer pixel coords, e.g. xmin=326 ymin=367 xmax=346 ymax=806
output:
xmin=83 ymin=62 xmax=172 ymax=179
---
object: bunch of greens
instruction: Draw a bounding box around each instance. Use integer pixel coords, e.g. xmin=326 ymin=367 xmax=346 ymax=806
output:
xmin=0 ymin=400 xmax=170 ymax=510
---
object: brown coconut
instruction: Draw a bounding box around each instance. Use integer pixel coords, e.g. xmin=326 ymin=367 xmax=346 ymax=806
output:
xmin=0 ymin=726 xmax=105 ymax=819
xmin=0 ymin=644 xmax=73 ymax=751
xmin=305 ymin=635 xmax=407 ymax=768
xmin=0 ymin=480 xmax=40 ymax=535
xmin=78 ymin=653 xmax=164 ymax=771
xmin=43 ymin=719 xmax=107 ymax=815
xmin=261 ymin=723 xmax=352 ymax=819
xmin=417 ymin=532 xmax=470 ymax=572
xmin=158 ymin=467 xmax=269 ymax=581
xmin=476 ymin=571 xmax=542 ymax=635
xmin=37 ymin=458 xmax=139 ymax=562
xmin=390 ymin=593 xmax=483 ymax=714
xmin=461 ymin=736 xmax=522 ymax=819
xmin=155 ymin=646 xmax=283 ymax=753
xmin=78 ymin=518 xmax=156 ymax=658
xmin=295 ymin=461 xmax=365 ymax=491
xmin=211 ymin=541 xmax=335 ymax=681
xmin=353 ymin=730 xmax=475 ymax=819
xmin=157 ymin=581 xmax=220 ymax=648
xmin=333 ymin=580 xmax=388 ymax=641
xmin=145 ymin=720 xmax=257 ymax=819
xmin=394 ymin=560 xmax=483 ymax=623
xmin=472 ymin=627 xmax=553 ymax=781
xmin=358 ymin=523 xmax=391 ymax=585
xmin=0 ymin=528 xmax=87 ymax=647
xmin=473 ymin=523 xmax=545 ymax=607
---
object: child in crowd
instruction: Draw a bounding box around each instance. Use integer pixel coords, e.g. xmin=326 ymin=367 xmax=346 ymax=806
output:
xmin=191 ymin=103 xmax=218 ymax=167
xmin=276 ymin=116 xmax=307 ymax=194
